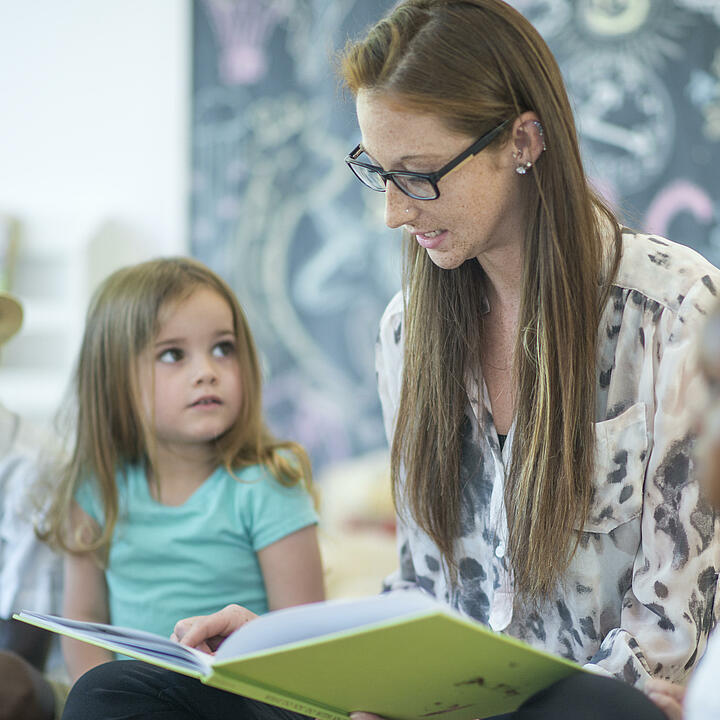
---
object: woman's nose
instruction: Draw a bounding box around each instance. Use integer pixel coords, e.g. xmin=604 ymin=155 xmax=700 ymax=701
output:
xmin=384 ymin=182 xmax=414 ymax=229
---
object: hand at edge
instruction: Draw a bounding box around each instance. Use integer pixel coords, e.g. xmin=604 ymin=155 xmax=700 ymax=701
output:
xmin=645 ymin=678 xmax=685 ymax=720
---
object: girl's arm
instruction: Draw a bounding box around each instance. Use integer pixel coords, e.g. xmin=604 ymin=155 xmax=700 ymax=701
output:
xmin=258 ymin=524 xmax=325 ymax=610
xmin=175 ymin=525 xmax=324 ymax=652
xmin=62 ymin=502 xmax=113 ymax=681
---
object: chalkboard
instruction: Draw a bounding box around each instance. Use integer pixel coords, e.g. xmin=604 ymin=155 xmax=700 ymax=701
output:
xmin=191 ymin=0 xmax=720 ymax=472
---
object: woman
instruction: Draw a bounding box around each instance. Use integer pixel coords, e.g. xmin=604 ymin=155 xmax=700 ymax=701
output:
xmin=62 ymin=1 xmax=719 ymax=719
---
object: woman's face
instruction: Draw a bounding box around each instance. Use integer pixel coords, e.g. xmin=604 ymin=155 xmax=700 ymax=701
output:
xmin=355 ymin=90 xmax=526 ymax=270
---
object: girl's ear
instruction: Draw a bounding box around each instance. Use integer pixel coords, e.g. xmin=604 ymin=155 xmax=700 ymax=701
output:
xmin=509 ymin=111 xmax=546 ymax=173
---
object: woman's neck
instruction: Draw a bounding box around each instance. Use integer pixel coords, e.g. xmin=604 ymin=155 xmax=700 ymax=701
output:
xmin=477 ymin=242 xmax=524 ymax=316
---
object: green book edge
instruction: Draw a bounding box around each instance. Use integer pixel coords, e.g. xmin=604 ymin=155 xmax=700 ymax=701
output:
xmin=14 ymin=606 xmax=584 ymax=720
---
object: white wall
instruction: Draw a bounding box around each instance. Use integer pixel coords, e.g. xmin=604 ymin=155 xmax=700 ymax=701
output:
xmin=0 ymin=0 xmax=191 ymax=423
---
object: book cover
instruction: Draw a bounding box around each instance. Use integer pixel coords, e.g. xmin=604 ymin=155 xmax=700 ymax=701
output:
xmin=15 ymin=591 xmax=582 ymax=720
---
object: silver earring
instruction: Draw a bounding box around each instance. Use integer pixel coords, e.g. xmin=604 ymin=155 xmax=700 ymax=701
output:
xmin=512 ymin=149 xmax=532 ymax=174
xmin=405 ymin=208 xmax=409 ymax=213
xmin=532 ymin=121 xmax=547 ymax=151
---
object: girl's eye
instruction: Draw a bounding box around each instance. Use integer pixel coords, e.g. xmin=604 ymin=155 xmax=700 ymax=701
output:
xmin=212 ymin=341 xmax=235 ymax=358
xmin=158 ymin=348 xmax=183 ymax=363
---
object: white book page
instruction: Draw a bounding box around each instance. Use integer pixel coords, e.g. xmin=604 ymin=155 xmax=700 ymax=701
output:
xmin=214 ymin=590 xmax=441 ymax=661
xmin=17 ymin=611 xmax=213 ymax=674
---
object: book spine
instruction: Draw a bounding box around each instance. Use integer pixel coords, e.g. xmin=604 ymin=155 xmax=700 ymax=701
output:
xmin=206 ymin=671 xmax=348 ymax=720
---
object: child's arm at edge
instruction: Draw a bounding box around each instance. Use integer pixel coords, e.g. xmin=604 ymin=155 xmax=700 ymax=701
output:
xmin=258 ymin=524 xmax=325 ymax=610
xmin=61 ymin=502 xmax=113 ymax=682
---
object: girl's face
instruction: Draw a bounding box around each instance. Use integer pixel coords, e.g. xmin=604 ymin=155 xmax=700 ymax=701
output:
xmin=355 ymin=90 xmax=526 ymax=270
xmin=137 ymin=286 xmax=242 ymax=456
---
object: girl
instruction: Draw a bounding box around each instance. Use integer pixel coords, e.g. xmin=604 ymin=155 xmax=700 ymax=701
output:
xmin=43 ymin=257 xmax=323 ymax=682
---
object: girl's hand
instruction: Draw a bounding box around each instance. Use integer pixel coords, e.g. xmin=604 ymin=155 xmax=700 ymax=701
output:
xmin=645 ymin=678 xmax=685 ymax=720
xmin=170 ymin=604 xmax=258 ymax=654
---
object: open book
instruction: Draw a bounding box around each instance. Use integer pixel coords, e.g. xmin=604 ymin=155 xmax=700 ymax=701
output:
xmin=16 ymin=591 xmax=582 ymax=720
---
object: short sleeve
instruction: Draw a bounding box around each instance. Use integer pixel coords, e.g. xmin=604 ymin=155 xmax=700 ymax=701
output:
xmin=241 ymin=467 xmax=318 ymax=551
xmin=75 ymin=479 xmax=104 ymax=526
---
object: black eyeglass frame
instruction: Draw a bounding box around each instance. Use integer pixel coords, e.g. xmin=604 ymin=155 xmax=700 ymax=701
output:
xmin=345 ymin=118 xmax=511 ymax=200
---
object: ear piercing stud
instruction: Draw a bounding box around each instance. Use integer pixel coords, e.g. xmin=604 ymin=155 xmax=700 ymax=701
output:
xmin=513 ymin=121 xmax=546 ymax=174
xmin=512 ymin=149 xmax=532 ymax=174
xmin=532 ymin=121 xmax=547 ymax=151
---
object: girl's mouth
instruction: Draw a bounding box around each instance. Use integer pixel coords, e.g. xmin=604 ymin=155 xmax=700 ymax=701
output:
xmin=191 ymin=396 xmax=222 ymax=407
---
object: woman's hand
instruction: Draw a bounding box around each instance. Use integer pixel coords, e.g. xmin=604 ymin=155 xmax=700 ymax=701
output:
xmin=170 ymin=604 xmax=258 ymax=654
xmin=645 ymin=678 xmax=685 ymax=720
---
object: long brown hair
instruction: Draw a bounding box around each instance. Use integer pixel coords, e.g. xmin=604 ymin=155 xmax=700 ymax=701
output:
xmin=341 ymin=0 xmax=621 ymax=601
xmin=42 ymin=257 xmax=312 ymax=557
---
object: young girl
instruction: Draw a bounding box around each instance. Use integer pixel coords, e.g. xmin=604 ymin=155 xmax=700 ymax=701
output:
xmin=42 ymin=257 xmax=324 ymax=682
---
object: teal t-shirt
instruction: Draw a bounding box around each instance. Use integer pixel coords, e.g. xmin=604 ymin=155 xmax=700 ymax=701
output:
xmin=75 ymin=464 xmax=318 ymax=638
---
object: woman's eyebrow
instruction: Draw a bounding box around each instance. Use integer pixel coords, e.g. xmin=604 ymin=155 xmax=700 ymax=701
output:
xmin=363 ymin=145 xmax=444 ymax=168
xmin=398 ymin=152 xmax=445 ymax=164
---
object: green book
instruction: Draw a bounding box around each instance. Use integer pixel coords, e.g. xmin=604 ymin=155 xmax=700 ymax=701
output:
xmin=15 ymin=591 xmax=582 ymax=720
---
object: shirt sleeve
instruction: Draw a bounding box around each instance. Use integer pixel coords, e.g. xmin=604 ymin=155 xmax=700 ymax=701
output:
xmin=376 ymin=292 xmax=422 ymax=593
xmin=75 ymin=478 xmax=104 ymax=526
xmin=585 ymin=275 xmax=720 ymax=684
xmin=376 ymin=291 xmax=405 ymax=449
xmin=0 ymin=454 xmax=63 ymax=617
xmin=242 ymin=466 xmax=318 ymax=551
xmin=381 ymin=516 xmax=422 ymax=592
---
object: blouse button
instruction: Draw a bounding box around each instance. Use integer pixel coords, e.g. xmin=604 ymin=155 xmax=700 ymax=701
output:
xmin=495 ymin=543 xmax=505 ymax=558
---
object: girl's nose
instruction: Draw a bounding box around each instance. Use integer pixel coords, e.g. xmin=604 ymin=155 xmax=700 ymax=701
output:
xmin=193 ymin=357 xmax=218 ymax=385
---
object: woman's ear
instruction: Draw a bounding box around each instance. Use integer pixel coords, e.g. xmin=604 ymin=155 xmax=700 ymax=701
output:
xmin=510 ymin=111 xmax=546 ymax=174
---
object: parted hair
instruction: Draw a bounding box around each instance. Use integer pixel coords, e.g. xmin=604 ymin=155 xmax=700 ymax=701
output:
xmin=341 ymin=0 xmax=621 ymax=602
xmin=41 ymin=257 xmax=312 ymax=557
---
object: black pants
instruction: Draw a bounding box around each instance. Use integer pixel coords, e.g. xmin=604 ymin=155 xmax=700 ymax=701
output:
xmin=62 ymin=660 xmax=668 ymax=720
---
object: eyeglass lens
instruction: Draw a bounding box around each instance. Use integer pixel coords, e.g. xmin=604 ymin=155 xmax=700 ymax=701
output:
xmin=349 ymin=163 xmax=386 ymax=191
xmin=393 ymin=174 xmax=436 ymax=199
xmin=350 ymin=163 xmax=437 ymax=199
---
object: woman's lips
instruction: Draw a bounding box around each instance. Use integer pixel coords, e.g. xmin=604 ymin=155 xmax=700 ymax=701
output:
xmin=414 ymin=229 xmax=447 ymax=250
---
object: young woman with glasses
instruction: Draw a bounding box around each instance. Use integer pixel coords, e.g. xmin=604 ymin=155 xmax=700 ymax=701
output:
xmin=62 ymin=1 xmax=718 ymax=719
xmin=341 ymin=1 xmax=719 ymax=718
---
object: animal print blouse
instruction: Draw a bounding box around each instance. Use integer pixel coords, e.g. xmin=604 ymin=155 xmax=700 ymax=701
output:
xmin=376 ymin=230 xmax=720 ymax=685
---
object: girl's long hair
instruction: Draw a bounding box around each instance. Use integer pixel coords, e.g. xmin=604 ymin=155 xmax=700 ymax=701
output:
xmin=341 ymin=0 xmax=621 ymax=602
xmin=41 ymin=257 xmax=312 ymax=558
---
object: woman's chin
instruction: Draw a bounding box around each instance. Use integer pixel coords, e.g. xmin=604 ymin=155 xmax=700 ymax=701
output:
xmin=425 ymin=247 xmax=465 ymax=271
